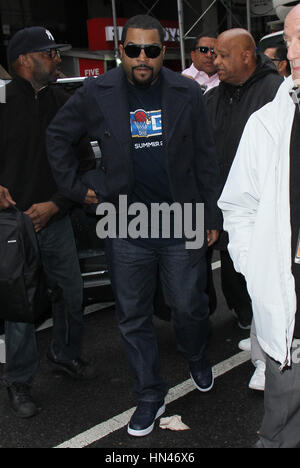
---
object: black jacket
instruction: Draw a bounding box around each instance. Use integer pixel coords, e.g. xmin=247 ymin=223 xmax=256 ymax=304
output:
xmin=0 ymin=75 xmax=94 ymax=214
xmin=204 ymin=54 xmax=283 ymax=249
xmin=204 ymin=53 xmax=283 ymax=188
xmin=47 ymin=66 xmax=222 ymax=262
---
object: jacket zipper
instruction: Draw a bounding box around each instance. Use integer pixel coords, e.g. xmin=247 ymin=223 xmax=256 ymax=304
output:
xmin=275 ymin=163 xmax=290 ymax=371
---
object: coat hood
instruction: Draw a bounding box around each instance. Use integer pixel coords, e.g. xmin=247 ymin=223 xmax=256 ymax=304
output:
xmin=219 ymin=52 xmax=281 ymax=102
xmin=253 ymin=75 xmax=295 ymax=137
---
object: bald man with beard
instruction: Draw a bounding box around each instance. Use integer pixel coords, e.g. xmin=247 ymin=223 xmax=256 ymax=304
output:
xmin=204 ymin=28 xmax=283 ymax=388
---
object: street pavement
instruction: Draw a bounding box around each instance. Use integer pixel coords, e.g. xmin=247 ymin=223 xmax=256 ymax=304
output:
xmin=0 ymin=263 xmax=264 ymax=450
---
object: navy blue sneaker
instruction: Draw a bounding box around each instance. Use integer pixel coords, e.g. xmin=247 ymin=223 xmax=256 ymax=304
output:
xmin=190 ymin=358 xmax=214 ymax=392
xmin=7 ymin=383 xmax=40 ymax=419
xmin=128 ymin=400 xmax=165 ymax=437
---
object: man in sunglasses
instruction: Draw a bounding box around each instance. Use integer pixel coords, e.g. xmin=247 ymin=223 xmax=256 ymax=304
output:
xmin=47 ymin=15 xmax=221 ymax=437
xmin=0 ymin=26 xmax=97 ymax=419
xmin=182 ymin=34 xmax=219 ymax=93
xmin=264 ymin=43 xmax=291 ymax=78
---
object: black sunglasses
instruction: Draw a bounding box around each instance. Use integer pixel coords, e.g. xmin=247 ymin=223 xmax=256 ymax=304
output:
xmin=30 ymin=48 xmax=61 ymax=59
xmin=124 ymin=44 xmax=162 ymax=59
xmin=195 ymin=46 xmax=215 ymax=55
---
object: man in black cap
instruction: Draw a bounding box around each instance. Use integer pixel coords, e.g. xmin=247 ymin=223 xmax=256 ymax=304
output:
xmin=0 ymin=27 xmax=97 ymax=419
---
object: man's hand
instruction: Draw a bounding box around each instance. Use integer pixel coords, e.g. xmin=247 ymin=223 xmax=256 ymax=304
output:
xmin=84 ymin=188 xmax=99 ymax=205
xmin=0 ymin=185 xmax=16 ymax=210
xmin=207 ymin=229 xmax=219 ymax=247
xmin=25 ymin=201 xmax=59 ymax=232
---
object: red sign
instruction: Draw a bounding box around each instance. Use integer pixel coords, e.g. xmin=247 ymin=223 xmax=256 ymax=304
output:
xmin=79 ymin=58 xmax=105 ymax=77
xmin=87 ymin=17 xmax=180 ymax=51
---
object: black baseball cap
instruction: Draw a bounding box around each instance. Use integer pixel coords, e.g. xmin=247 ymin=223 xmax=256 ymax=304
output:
xmin=8 ymin=26 xmax=71 ymax=63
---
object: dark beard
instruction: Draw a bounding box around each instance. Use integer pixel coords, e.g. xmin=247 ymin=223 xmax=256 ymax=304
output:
xmin=30 ymin=56 xmax=57 ymax=88
xmin=131 ymin=66 xmax=154 ymax=88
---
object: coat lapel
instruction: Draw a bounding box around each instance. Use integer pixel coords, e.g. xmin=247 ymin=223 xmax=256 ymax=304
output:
xmin=94 ymin=68 xmax=132 ymax=147
xmin=93 ymin=68 xmax=133 ymax=174
xmin=161 ymin=67 xmax=190 ymax=148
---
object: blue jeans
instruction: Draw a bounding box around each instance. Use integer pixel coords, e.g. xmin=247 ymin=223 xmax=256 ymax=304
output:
xmin=3 ymin=216 xmax=83 ymax=386
xmin=105 ymin=238 xmax=209 ymax=402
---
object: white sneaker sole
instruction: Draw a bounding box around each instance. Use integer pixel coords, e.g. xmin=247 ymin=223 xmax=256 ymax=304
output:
xmin=238 ymin=339 xmax=251 ymax=352
xmin=190 ymin=372 xmax=214 ymax=392
xmin=127 ymin=403 xmax=166 ymax=437
xmin=238 ymin=322 xmax=251 ymax=330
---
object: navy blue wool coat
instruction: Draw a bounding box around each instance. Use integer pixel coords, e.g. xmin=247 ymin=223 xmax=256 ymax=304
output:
xmin=47 ymin=66 xmax=222 ymax=263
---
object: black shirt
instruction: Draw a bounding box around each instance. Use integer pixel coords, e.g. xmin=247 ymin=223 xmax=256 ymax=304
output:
xmin=290 ymin=107 xmax=300 ymax=337
xmin=127 ymin=76 xmax=183 ymax=247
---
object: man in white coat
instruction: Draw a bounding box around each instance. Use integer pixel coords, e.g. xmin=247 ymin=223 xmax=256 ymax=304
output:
xmin=218 ymin=4 xmax=300 ymax=448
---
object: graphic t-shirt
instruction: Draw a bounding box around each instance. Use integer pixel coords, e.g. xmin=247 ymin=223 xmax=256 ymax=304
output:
xmin=127 ymin=76 xmax=183 ymax=247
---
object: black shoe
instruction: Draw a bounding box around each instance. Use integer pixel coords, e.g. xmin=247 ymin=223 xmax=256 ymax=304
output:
xmin=232 ymin=307 xmax=252 ymax=330
xmin=7 ymin=383 xmax=40 ymax=419
xmin=127 ymin=400 xmax=165 ymax=437
xmin=237 ymin=319 xmax=252 ymax=330
xmin=190 ymin=358 xmax=214 ymax=392
xmin=47 ymin=350 xmax=97 ymax=380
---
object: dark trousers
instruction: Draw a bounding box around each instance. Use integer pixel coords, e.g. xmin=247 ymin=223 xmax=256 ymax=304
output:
xmin=105 ymin=238 xmax=210 ymax=402
xmin=207 ymin=248 xmax=252 ymax=325
xmin=220 ymin=249 xmax=252 ymax=325
xmin=3 ymin=216 xmax=83 ymax=386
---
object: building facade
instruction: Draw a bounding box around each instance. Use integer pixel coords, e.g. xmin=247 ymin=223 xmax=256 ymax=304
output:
xmin=0 ymin=0 xmax=281 ymax=76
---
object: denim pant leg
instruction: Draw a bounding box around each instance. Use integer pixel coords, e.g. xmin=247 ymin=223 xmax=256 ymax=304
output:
xmin=105 ymin=238 xmax=168 ymax=402
xmin=38 ymin=216 xmax=83 ymax=361
xmin=159 ymin=243 xmax=210 ymax=362
xmin=3 ymin=322 xmax=38 ymax=386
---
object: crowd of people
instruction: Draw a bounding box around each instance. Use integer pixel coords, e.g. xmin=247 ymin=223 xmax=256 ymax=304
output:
xmin=0 ymin=4 xmax=299 ymax=448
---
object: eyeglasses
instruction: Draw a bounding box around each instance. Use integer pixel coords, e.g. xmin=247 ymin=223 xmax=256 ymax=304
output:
xmin=124 ymin=44 xmax=162 ymax=59
xmin=194 ymin=46 xmax=215 ymax=55
xmin=45 ymin=49 xmax=61 ymax=59
xmin=37 ymin=49 xmax=61 ymax=59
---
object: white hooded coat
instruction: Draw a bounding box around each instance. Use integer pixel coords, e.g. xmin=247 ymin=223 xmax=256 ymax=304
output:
xmin=218 ymin=76 xmax=297 ymax=367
